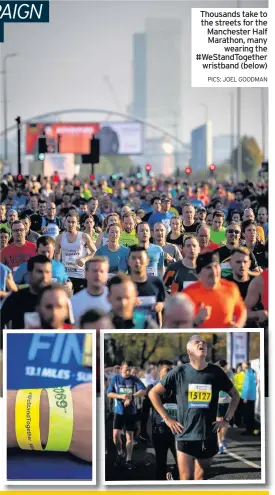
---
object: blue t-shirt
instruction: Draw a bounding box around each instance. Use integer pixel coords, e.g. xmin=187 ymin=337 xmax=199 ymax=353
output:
xmin=0 ymin=263 xmax=11 ymax=291
xmin=13 ymin=259 xmax=68 ymax=285
xmin=107 ymin=374 xmax=145 ymax=415
xmin=148 ymin=211 xmax=175 ymax=232
xmin=190 ymin=199 xmax=205 ymax=209
xmin=95 ymin=245 xmax=129 ymax=273
xmin=147 ymin=243 xmax=164 ymax=276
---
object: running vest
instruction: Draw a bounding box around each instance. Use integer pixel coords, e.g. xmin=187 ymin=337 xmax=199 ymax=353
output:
xmin=61 ymin=231 xmax=86 ymax=279
xmin=262 ymin=269 xmax=268 ymax=311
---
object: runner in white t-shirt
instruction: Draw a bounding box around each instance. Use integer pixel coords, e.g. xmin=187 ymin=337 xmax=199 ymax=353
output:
xmin=55 ymin=212 xmax=96 ymax=293
xmin=71 ymin=256 xmax=112 ymax=326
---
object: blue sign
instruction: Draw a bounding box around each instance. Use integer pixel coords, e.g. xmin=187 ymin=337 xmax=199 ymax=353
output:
xmin=7 ymin=332 xmax=92 ymax=389
xmin=0 ymin=2 xmax=50 ymax=42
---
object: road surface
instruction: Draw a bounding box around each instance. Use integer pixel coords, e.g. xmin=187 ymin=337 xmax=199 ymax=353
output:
xmin=105 ymin=418 xmax=262 ymax=482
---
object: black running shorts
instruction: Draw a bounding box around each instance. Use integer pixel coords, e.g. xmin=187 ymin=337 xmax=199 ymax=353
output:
xmin=176 ymin=440 xmax=218 ymax=459
xmin=113 ymin=413 xmax=137 ymax=432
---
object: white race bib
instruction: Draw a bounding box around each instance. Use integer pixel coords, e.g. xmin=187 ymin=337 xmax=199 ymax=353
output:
xmin=183 ymin=281 xmax=196 ymax=289
xmin=163 ymin=402 xmax=178 ymax=420
xmin=146 ymin=267 xmax=157 ymax=276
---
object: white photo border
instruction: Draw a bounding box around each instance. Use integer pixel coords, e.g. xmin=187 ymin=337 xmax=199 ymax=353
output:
xmin=2 ymin=329 xmax=97 ymax=486
xmin=101 ymin=328 xmax=265 ymax=486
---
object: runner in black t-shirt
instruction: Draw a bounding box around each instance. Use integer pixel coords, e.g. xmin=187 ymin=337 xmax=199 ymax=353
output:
xmin=149 ymin=335 xmax=240 ymax=480
xmin=217 ymin=222 xmax=259 ymax=278
xmin=148 ymin=360 xmax=178 ymax=481
xmin=181 ymin=203 xmax=200 ymax=234
xmin=225 ymin=247 xmax=257 ymax=300
xmin=128 ymin=245 xmax=165 ymax=326
xmin=163 ymin=235 xmax=199 ymax=293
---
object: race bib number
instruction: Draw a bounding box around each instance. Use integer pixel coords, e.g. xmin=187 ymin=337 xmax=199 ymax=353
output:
xmin=163 ymin=402 xmax=178 ymax=420
xmin=188 ymin=384 xmax=212 ymax=408
xmin=146 ymin=267 xmax=157 ymax=276
xmin=183 ymin=281 xmax=196 ymax=289
xmin=118 ymin=387 xmax=133 ymax=396
xmin=65 ymin=254 xmax=77 ymax=268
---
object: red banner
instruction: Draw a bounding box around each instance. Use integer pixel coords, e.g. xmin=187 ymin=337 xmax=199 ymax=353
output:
xmin=26 ymin=123 xmax=100 ymax=154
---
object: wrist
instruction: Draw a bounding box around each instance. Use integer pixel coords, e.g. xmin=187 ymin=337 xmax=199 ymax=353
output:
xmin=40 ymin=388 xmax=49 ymax=446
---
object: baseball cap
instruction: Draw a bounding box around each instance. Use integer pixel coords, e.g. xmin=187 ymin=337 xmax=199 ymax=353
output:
xmin=198 ymin=207 xmax=206 ymax=212
xmin=196 ymin=251 xmax=220 ymax=274
xmin=161 ymin=196 xmax=171 ymax=202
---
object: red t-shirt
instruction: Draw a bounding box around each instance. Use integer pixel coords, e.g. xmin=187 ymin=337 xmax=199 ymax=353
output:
xmin=1 ymin=241 xmax=36 ymax=272
xmin=200 ymin=241 xmax=219 ymax=253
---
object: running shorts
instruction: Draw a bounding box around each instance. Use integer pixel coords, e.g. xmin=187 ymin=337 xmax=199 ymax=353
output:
xmin=176 ymin=440 xmax=218 ymax=459
xmin=113 ymin=413 xmax=137 ymax=432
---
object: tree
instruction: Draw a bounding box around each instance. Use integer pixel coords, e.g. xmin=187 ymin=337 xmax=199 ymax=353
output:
xmin=231 ymin=136 xmax=262 ymax=180
xmin=103 ymin=332 xmax=226 ymax=368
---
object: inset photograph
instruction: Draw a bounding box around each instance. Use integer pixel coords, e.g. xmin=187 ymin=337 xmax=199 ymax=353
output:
xmin=102 ymin=330 xmax=264 ymax=484
xmin=3 ymin=330 xmax=96 ymax=484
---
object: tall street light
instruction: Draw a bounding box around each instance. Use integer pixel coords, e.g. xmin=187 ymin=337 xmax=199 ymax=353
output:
xmin=2 ymin=52 xmax=18 ymax=161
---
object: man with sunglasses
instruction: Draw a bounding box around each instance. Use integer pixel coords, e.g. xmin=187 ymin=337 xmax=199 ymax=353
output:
xmin=217 ymin=222 xmax=259 ymax=279
xmin=41 ymin=202 xmax=62 ymax=239
xmin=149 ymin=335 xmax=240 ymax=480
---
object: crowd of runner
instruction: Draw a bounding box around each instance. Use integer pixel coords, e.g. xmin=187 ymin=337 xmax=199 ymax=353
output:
xmin=0 ymin=172 xmax=268 ymax=333
xmin=104 ymin=336 xmax=259 ymax=479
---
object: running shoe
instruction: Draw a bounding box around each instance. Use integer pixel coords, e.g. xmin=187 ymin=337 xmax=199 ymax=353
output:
xmin=218 ymin=444 xmax=224 ymax=454
xmin=166 ymin=472 xmax=174 ymax=481
xmin=222 ymin=439 xmax=227 ymax=449
xmin=126 ymin=460 xmax=135 ymax=470
xmin=139 ymin=433 xmax=150 ymax=442
xmin=114 ymin=454 xmax=124 ymax=467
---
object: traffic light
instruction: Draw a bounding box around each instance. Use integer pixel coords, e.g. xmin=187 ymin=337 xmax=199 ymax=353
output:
xmin=185 ymin=167 xmax=192 ymax=176
xmin=38 ymin=136 xmax=47 ymax=161
xmin=209 ymin=164 xmax=216 ymax=176
xmin=145 ymin=164 xmax=152 ymax=177
xmin=81 ymin=137 xmax=100 ymax=165
xmin=17 ymin=174 xmax=23 ymax=182
xmin=90 ymin=174 xmax=95 ymax=181
xmin=90 ymin=137 xmax=100 ymax=164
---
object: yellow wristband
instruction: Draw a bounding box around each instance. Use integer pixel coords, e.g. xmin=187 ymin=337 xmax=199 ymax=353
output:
xmin=45 ymin=386 xmax=73 ymax=452
xmin=15 ymin=389 xmax=43 ymax=451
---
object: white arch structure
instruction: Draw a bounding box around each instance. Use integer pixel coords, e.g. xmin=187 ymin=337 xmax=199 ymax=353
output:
xmin=0 ymin=108 xmax=189 ymax=151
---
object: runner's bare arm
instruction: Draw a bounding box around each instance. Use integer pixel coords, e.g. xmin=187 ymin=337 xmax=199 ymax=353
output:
xmin=6 ymin=272 xmax=18 ymax=293
xmin=133 ymin=389 xmax=146 ymax=398
xmin=83 ymin=233 xmax=97 ymax=255
xmin=223 ymin=386 xmax=240 ymax=420
xmin=54 ymin=234 xmax=62 ymax=261
xmin=107 ymin=392 xmax=129 ymax=400
xmin=148 ymin=382 xmax=170 ymax=419
xmin=149 ymin=383 xmax=184 ymax=434
xmin=245 ymin=275 xmax=267 ymax=321
xmin=95 ymin=232 xmax=103 ymax=249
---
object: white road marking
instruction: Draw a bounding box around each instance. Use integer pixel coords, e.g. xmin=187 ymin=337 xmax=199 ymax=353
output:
xmin=224 ymin=449 xmax=261 ymax=469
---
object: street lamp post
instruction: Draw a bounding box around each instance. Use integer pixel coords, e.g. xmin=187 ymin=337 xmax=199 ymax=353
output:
xmin=2 ymin=53 xmax=18 ymax=161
